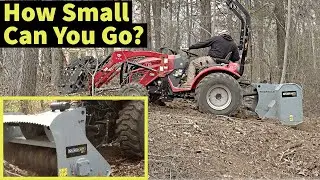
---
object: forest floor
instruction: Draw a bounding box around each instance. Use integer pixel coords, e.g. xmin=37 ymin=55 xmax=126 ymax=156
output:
xmin=148 ymin=99 xmax=320 ymax=179
xmin=4 ymin=98 xmax=320 ymax=179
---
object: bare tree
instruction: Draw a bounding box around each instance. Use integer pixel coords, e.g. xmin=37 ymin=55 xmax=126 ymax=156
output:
xmin=274 ymin=0 xmax=286 ymax=82
xmin=280 ymin=0 xmax=292 ymax=83
xmin=174 ymin=0 xmax=181 ymax=49
xmin=152 ymin=0 xmax=162 ymax=50
xmin=0 ymin=48 xmax=3 ymax=74
xmin=19 ymin=48 xmax=38 ymax=114
xmin=51 ymin=48 xmax=65 ymax=87
xmin=19 ymin=48 xmax=38 ymax=96
xmin=200 ymin=0 xmax=212 ymax=41
xmin=40 ymin=48 xmax=52 ymax=82
xmin=187 ymin=0 xmax=192 ymax=47
xmin=146 ymin=1 xmax=152 ymax=49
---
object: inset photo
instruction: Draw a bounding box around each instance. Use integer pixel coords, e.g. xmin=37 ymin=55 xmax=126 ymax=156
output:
xmin=2 ymin=97 xmax=148 ymax=178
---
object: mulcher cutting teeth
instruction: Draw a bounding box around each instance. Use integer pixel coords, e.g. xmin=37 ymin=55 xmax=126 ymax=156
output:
xmin=3 ymin=103 xmax=112 ymax=176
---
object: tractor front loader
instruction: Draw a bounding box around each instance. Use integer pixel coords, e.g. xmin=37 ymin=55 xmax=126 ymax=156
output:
xmin=3 ymin=100 xmax=145 ymax=176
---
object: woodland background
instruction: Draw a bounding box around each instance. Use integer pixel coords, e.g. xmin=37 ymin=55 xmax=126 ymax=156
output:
xmin=0 ymin=0 xmax=319 ymax=116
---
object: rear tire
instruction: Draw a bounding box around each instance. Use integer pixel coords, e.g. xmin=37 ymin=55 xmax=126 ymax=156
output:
xmin=116 ymin=101 xmax=144 ymax=159
xmin=195 ymin=73 xmax=242 ymax=115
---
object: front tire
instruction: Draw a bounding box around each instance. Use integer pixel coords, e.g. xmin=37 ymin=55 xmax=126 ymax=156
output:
xmin=119 ymin=83 xmax=148 ymax=96
xmin=195 ymin=73 xmax=242 ymax=115
xmin=116 ymin=101 xmax=144 ymax=159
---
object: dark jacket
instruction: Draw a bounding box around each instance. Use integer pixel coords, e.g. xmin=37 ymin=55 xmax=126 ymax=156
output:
xmin=189 ymin=35 xmax=240 ymax=62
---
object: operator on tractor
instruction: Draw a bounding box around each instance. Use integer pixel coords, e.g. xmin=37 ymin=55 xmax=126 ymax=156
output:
xmin=181 ymin=30 xmax=240 ymax=88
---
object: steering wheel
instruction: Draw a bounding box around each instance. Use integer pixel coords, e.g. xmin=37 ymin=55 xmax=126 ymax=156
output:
xmin=181 ymin=49 xmax=199 ymax=57
xmin=159 ymin=47 xmax=177 ymax=55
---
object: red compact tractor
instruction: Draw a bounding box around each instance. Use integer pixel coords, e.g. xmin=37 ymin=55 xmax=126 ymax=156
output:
xmin=59 ymin=0 xmax=251 ymax=116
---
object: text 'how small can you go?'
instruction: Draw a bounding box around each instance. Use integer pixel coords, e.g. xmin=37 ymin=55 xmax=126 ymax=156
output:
xmin=0 ymin=1 xmax=148 ymax=47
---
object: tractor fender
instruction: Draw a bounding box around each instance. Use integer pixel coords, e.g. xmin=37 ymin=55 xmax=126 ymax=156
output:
xmin=191 ymin=66 xmax=241 ymax=89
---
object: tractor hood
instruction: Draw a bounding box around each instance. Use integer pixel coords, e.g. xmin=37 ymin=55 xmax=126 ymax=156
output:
xmin=138 ymin=57 xmax=162 ymax=65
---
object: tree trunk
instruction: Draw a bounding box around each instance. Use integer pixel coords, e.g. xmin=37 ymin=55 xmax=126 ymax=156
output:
xmin=145 ymin=1 xmax=152 ymax=50
xmin=152 ymin=0 xmax=162 ymax=50
xmin=51 ymin=48 xmax=65 ymax=87
xmin=174 ymin=0 xmax=181 ymax=50
xmin=190 ymin=0 xmax=194 ymax=45
xmin=19 ymin=48 xmax=38 ymax=96
xmin=280 ymin=0 xmax=292 ymax=84
xmin=140 ymin=1 xmax=144 ymax=22
xmin=256 ymin=1 xmax=265 ymax=82
xmin=0 ymin=48 xmax=3 ymax=74
xmin=274 ymin=0 xmax=286 ymax=82
xmin=211 ymin=0 xmax=216 ymax=35
xmin=198 ymin=0 xmax=211 ymax=55
xmin=68 ymin=50 xmax=78 ymax=64
xmin=41 ymin=48 xmax=51 ymax=82
xmin=200 ymin=0 xmax=211 ymax=41
xmin=187 ymin=0 xmax=191 ymax=47
xmin=169 ymin=0 xmax=173 ymax=47
xmin=2 ymin=48 xmax=23 ymax=95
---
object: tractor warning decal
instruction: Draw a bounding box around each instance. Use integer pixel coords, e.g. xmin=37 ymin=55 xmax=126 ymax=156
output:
xmin=58 ymin=168 xmax=68 ymax=176
xmin=66 ymin=144 xmax=87 ymax=158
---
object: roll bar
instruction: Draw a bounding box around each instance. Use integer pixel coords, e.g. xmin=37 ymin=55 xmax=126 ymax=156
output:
xmin=225 ymin=0 xmax=251 ymax=76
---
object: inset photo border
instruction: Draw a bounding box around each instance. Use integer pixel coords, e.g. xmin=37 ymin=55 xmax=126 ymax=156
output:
xmin=0 ymin=96 xmax=148 ymax=180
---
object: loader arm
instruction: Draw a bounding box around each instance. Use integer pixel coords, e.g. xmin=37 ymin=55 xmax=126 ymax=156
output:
xmin=92 ymin=50 xmax=168 ymax=88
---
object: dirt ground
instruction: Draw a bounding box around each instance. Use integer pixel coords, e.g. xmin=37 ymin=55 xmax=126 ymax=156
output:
xmin=148 ymin=99 xmax=320 ymax=179
xmin=4 ymin=99 xmax=320 ymax=179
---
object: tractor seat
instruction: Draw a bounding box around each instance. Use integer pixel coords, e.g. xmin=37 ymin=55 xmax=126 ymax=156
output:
xmin=214 ymin=52 xmax=232 ymax=64
xmin=196 ymin=52 xmax=232 ymax=73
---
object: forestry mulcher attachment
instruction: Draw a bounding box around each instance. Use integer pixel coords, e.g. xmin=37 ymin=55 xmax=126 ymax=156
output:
xmin=4 ymin=100 xmax=144 ymax=176
xmin=58 ymin=0 xmax=303 ymax=126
